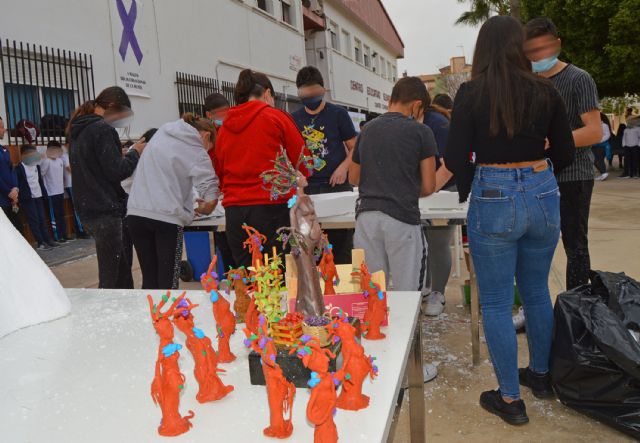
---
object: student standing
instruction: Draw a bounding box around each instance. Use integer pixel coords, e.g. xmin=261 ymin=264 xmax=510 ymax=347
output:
xmin=0 ymin=116 xmax=21 ymax=232
xmin=292 ymin=66 xmax=357 ymax=264
xmin=61 ymin=142 xmax=86 ymax=238
xmin=68 ymin=86 xmax=146 ymax=289
xmin=203 ymin=93 xmax=235 ymax=270
xmin=350 ymin=77 xmax=437 ymax=382
xmin=622 ymin=116 xmax=640 ymax=178
xmin=525 ymin=18 xmax=603 ymax=290
xmin=446 ymin=16 xmax=575 ymax=424
xmin=41 ymin=141 xmax=72 ymax=242
xmin=127 ymin=114 xmax=219 ymax=289
xmin=16 ymin=144 xmax=57 ymax=249
xmin=215 ymin=69 xmax=310 ymax=268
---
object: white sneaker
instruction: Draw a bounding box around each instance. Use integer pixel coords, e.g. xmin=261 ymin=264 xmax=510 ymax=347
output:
xmin=422 ymin=291 xmax=445 ymax=316
xmin=595 ymin=173 xmax=609 ymax=181
xmin=423 ymin=363 xmax=438 ymax=383
xmin=513 ymin=306 xmax=525 ymax=331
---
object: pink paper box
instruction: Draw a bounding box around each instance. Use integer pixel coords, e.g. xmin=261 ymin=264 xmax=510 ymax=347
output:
xmin=288 ymin=292 xmax=389 ymax=326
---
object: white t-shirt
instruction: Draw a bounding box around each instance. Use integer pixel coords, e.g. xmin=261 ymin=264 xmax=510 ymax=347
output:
xmin=600 ymin=122 xmax=611 ymax=143
xmin=22 ymin=163 xmax=42 ymax=199
xmin=62 ymin=151 xmax=72 ymax=188
xmin=40 ymin=157 xmax=65 ymax=196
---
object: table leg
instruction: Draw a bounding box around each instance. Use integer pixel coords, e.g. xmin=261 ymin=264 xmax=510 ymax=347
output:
xmin=453 ymin=225 xmax=462 ymax=278
xmin=408 ymin=314 xmax=426 ymax=442
xmin=469 ymin=255 xmax=481 ymax=366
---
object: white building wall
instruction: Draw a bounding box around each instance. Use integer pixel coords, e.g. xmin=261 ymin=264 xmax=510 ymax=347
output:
xmin=0 ymin=0 xmax=306 ymax=139
xmin=311 ymin=0 xmax=399 ymax=114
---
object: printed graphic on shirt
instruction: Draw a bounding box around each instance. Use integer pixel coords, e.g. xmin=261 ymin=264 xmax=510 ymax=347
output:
xmin=301 ymin=124 xmax=328 ymax=171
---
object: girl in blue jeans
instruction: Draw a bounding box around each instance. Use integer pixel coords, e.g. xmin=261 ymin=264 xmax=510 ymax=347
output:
xmin=445 ymin=16 xmax=575 ymax=424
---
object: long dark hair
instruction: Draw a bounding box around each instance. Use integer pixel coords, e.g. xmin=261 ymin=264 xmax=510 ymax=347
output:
xmin=234 ymin=69 xmax=274 ymax=105
xmin=471 ymin=16 xmax=550 ymax=138
xmin=67 ymin=86 xmax=131 ymax=136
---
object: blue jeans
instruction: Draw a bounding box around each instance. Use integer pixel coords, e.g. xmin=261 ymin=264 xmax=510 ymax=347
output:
xmin=468 ymin=164 xmax=560 ymax=400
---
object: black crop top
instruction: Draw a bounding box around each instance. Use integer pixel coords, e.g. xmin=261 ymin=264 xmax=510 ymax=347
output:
xmin=444 ymin=80 xmax=576 ymax=202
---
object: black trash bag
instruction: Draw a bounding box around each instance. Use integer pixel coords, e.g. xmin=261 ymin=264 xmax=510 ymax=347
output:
xmin=551 ymin=270 xmax=640 ymax=439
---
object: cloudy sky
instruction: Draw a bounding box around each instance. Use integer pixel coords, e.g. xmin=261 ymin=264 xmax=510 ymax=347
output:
xmin=381 ymin=0 xmax=481 ymax=75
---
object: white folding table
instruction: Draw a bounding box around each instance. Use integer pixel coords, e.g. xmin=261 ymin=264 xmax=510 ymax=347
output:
xmin=0 ymin=289 xmax=426 ymax=442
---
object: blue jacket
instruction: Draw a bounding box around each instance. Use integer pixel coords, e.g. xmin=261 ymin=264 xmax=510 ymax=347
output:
xmin=16 ymin=163 xmax=47 ymax=202
xmin=0 ymin=145 xmax=18 ymax=208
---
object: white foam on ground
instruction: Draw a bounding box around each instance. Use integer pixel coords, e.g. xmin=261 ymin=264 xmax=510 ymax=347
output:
xmin=0 ymin=210 xmax=70 ymax=337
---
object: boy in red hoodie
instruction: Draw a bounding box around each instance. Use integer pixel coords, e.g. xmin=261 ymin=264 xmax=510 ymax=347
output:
xmin=215 ymin=70 xmax=310 ymax=268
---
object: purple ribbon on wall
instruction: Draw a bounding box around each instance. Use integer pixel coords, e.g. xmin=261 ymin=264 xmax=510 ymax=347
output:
xmin=116 ymin=0 xmax=143 ymax=65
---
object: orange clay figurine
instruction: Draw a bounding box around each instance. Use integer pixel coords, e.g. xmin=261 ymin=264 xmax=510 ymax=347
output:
xmin=292 ymin=336 xmax=345 ymax=443
xmin=356 ymin=262 xmax=387 ymax=340
xmin=318 ymin=238 xmax=339 ymax=296
xmin=228 ymin=267 xmax=252 ymax=320
xmin=210 ymin=287 xmax=237 ymax=363
xmin=148 ymin=292 xmax=195 ymax=437
xmin=200 ymin=256 xmax=221 ymax=293
xmin=244 ymin=315 xmax=296 ymax=439
xmin=330 ymin=312 xmax=379 ymax=411
xmin=172 ymin=296 xmax=234 ymax=403
xmin=242 ymin=223 xmax=267 ymax=268
xmin=245 ymin=293 xmax=260 ymax=334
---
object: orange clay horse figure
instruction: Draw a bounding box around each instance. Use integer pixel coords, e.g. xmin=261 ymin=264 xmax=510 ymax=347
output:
xmin=330 ymin=312 xmax=378 ymax=411
xmin=148 ymin=292 xmax=195 ymax=437
xmin=292 ymin=336 xmax=345 ymax=443
xmin=356 ymin=262 xmax=387 ymax=340
xmin=244 ymin=315 xmax=296 ymax=439
xmin=228 ymin=267 xmax=252 ymax=320
xmin=171 ymin=297 xmax=234 ymax=403
xmin=318 ymin=238 xmax=339 ymax=296
xmin=242 ymin=223 xmax=267 ymax=268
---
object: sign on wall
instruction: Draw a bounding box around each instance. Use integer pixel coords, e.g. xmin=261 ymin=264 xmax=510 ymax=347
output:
xmin=109 ymin=0 xmax=150 ymax=97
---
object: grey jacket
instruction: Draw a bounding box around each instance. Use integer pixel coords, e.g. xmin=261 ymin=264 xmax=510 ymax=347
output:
xmin=127 ymin=119 xmax=219 ymax=226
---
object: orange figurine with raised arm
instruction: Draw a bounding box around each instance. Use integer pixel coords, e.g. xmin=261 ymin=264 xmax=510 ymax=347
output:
xmin=242 ymin=223 xmax=267 ymax=268
xmin=330 ymin=312 xmax=378 ymax=411
xmin=244 ymin=315 xmax=296 ymax=439
xmin=292 ymin=336 xmax=345 ymax=443
xmin=318 ymin=235 xmax=339 ymax=296
xmin=171 ymin=296 xmax=234 ymax=403
xmin=201 ymin=257 xmax=237 ymax=363
xmin=148 ymin=292 xmax=195 ymax=437
xmin=356 ymin=262 xmax=387 ymax=340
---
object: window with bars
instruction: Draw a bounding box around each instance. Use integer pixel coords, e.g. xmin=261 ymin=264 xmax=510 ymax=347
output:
xmin=0 ymin=39 xmax=95 ymax=144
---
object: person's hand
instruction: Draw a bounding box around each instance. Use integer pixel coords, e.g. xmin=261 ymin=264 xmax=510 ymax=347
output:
xmin=195 ymin=198 xmax=218 ymax=216
xmin=132 ymin=137 xmax=147 ymax=155
xmin=8 ymin=187 xmax=18 ymax=203
xmin=329 ymin=163 xmax=349 ymax=186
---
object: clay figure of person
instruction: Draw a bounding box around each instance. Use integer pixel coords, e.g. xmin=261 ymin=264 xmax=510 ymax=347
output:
xmin=211 ymin=288 xmax=237 ymax=363
xmin=318 ymin=239 xmax=339 ymax=296
xmin=148 ymin=293 xmax=194 ymax=436
xmin=357 ymin=262 xmax=387 ymax=340
xmin=244 ymin=316 xmax=296 ymax=438
xmin=331 ymin=314 xmax=378 ymax=410
xmin=171 ymin=297 xmax=234 ymax=403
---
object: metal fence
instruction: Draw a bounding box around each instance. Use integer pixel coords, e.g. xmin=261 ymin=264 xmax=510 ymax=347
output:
xmin=0 ymin=38 xmax=95 ymax=145
xmin=176 ymin=71 xmax=302 ymax=117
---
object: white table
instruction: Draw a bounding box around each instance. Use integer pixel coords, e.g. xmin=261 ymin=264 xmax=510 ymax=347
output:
xmin=0 ymin=289 xmax=425 ymax=443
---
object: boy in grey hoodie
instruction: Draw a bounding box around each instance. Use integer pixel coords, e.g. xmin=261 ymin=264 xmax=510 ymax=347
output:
xmin=127 ymin=114 xmax=219 ymax=289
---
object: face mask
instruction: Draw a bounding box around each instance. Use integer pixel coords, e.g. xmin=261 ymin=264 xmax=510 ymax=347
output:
xmin=22 ymin=155 xmax=40 ymax=166
xmin=532 ymin=55 xmax=559 ymax=73
xmin=108 ymin=116 xmax=133 ymax=128
xmin=214 ymin=119 xmax=224 ymax=127
xmin=302 ymin=95 xmax=324 ymax=111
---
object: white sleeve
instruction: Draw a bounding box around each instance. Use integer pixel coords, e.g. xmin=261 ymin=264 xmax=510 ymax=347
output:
xmin=601 ymin=122 xmax=611 ymax=143
xmin=190 ymin=151 xmax=219 ymax=202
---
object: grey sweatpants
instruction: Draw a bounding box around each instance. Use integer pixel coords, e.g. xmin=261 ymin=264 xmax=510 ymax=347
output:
xmin=354 ymin=211 xmax=427 ymax=291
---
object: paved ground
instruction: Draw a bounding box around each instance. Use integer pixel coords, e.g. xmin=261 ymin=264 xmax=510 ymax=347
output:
xmin=51 ymin=175 xmax=640 ymax=442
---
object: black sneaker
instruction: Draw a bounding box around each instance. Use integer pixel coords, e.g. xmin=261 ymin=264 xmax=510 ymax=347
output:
xmin=46 ymin=240 xmax=60 ymax=248
xmin=63 ymin=236 xmax=75 ymax=242
xmin=519 ymin=367 xmax=554 ymax=399
xmin=479 ymin=390 xmax=529 ymax=425
xmin=57 ymin=238 xmax=67 ymax=243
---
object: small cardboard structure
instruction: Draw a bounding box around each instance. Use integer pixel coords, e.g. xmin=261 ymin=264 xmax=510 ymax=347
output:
xmin=286 ymin=249 xmax=389 ymax=326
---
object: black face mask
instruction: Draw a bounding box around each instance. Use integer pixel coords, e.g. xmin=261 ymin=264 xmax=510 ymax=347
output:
xmin=302 ymin=94 xmax=324 ymax=111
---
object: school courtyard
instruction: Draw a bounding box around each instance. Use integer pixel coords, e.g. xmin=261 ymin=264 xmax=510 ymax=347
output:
xmin=51 ymin=177 xmax=640 ymax=442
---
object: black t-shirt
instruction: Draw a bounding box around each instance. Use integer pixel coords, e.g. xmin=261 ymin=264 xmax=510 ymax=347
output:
xmin=292 ymin=102 xmax=357 ymax=186
xmin=353 ymin=112 xmax=437 ymax=225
